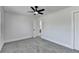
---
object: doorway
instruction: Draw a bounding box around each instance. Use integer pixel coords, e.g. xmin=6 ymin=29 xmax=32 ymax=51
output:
xmin=73 ymin=11 xmax=79 ymax=50
xmin=33 ymin=19 xmax=43 ymax=38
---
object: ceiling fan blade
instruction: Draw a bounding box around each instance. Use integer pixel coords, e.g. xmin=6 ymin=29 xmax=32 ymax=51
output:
xmin=31 ymin=7 xmax=35 ymax=12
xmin=39 ymin=12 xmax=43 ymax=15
xmin=38 ymin=9 xmax=45 ymax=12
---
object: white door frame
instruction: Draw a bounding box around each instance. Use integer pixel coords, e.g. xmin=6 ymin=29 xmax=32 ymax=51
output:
xmin=72 ymin=10 xmax=79 ymax=50
xmin=39 ymin=19 xmax=43 ymax=36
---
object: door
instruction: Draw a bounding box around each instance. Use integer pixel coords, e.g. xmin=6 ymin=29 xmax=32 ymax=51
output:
xmin=74 ymin=11 xmax=79 ymax=50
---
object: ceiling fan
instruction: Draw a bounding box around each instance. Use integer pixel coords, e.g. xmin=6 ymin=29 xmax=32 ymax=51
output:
xmin=28 ymin=6 xmax=45 ymax=15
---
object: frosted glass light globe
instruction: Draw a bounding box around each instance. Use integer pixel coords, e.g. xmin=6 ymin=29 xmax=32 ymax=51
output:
xmin=34 ymin=12 xmax=38 ymax=14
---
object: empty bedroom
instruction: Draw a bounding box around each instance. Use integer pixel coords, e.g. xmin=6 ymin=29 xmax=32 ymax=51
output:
xmin=0 ymin=6 xmax=79 ymax=53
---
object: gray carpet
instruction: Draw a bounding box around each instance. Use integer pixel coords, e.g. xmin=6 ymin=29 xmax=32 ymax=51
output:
xmin=0 ymin=37 xmax=78 ymax=53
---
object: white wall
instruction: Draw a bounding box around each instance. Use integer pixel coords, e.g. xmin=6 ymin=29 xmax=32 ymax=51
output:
xmin=40 ymin=7 xmax=79 ymax=49
xmin=4 ymin=12 xmax=34 ymax=42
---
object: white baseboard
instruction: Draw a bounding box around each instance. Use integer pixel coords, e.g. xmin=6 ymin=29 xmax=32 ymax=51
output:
xmin=41 ymin=36 xmax=73 ymax=49
xmin=0 ymin=42 xmax=4 ymax=51
xmin=5 ymin=36 xmax=32 ymax=43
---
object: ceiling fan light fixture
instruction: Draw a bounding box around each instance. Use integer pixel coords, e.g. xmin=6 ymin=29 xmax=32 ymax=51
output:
xmin=34 ymin=12 xmax=38 ymax=15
